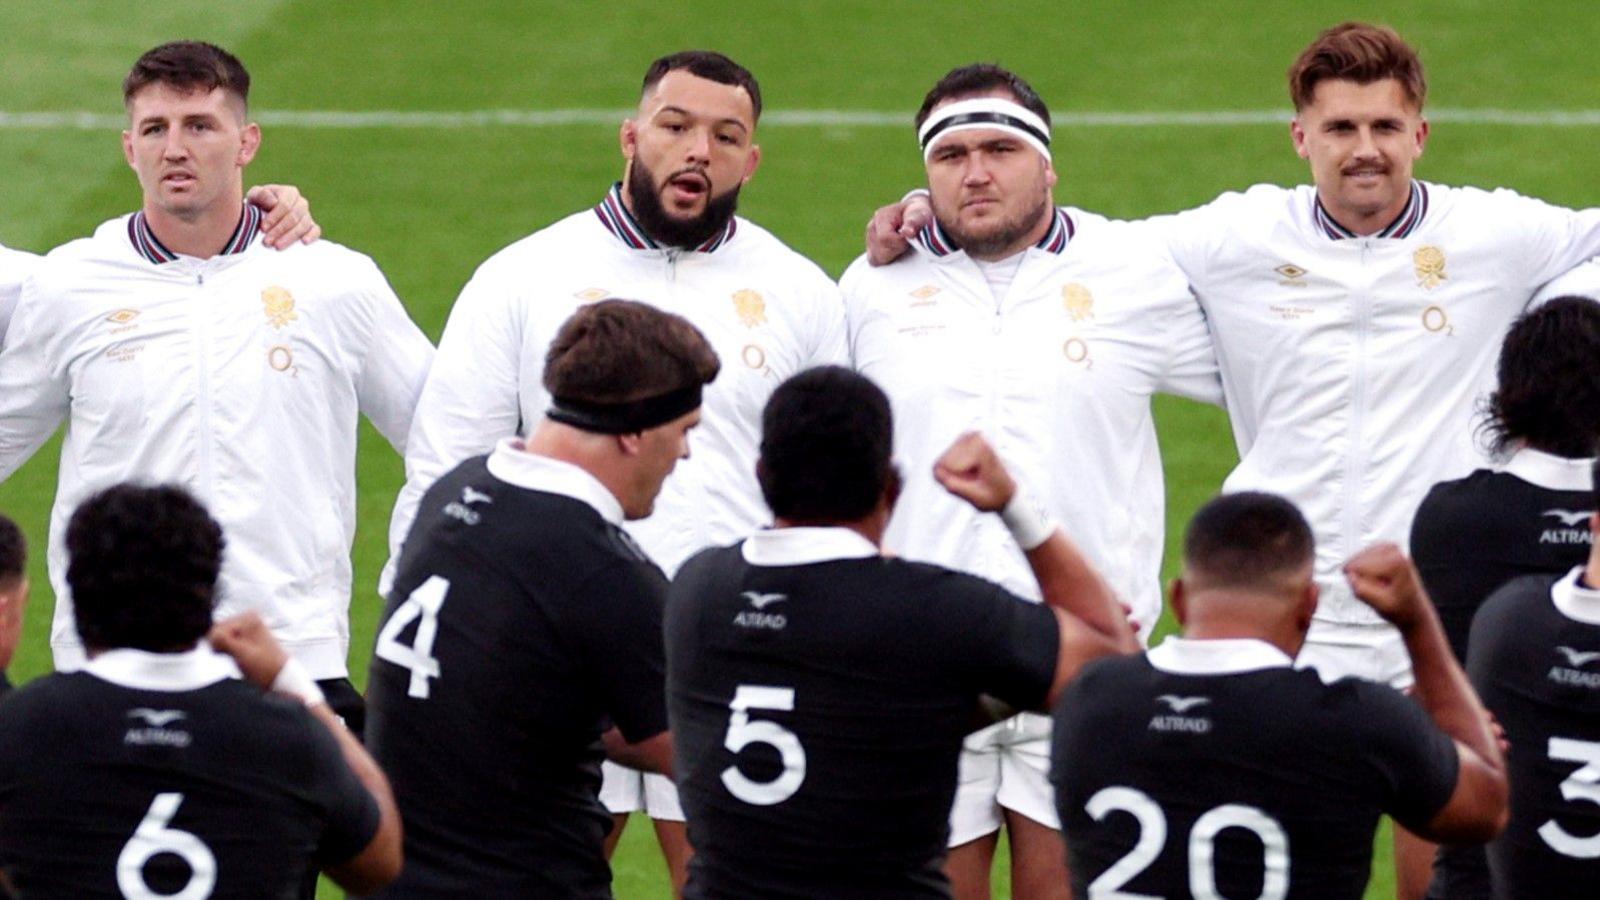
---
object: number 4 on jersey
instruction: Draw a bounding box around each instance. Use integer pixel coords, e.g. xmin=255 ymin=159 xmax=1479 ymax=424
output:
xmin=375 ymin=575 xmax=450 ymax=699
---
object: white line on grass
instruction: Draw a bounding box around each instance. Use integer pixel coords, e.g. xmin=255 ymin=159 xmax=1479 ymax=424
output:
xmin=3 ymin=108 xmax=1600 ymax=130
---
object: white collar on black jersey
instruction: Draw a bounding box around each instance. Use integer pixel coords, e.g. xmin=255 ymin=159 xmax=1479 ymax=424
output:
xmin=485 ymin=437 xmax=624 ymax=525
xmin=742 ymin=526 xmax=879 ymax=566
xmin=1503 ymin=447 xmax=1596 ymax=492
xmin=1146 ymin=636 xmax=1293 ymax=675
xmin=1552 ymin=567 xmax=1600 ymax=625
xmin=83 ymin=645 xmax=238 ymax=692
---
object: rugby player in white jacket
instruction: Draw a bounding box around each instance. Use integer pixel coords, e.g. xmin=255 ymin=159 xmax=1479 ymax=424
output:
xmin=869 ymin=24 xmax=1600 ymax=897
xmin=844 ymin=64 xmax=1218 ymax=900
xmin=0 ymin=42 xmax=432 ymax=730
xmin=386 ymin=51 xmax=846 ymax=890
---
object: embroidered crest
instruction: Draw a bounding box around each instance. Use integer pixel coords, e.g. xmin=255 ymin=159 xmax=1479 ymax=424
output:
xmin=262 ymin=286 xmax=298 ymax=329
xmin=1062 ymin=283 xmax=1094 ymax=322
xmin=1413 ymin=246 xmax=1447 ymax=290
xmin=733 ymin=289 xmax=767 ymax=328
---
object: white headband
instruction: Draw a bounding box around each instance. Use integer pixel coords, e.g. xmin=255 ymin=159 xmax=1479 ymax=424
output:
xmin=918 ymin=97 xmax=1052 ymax=162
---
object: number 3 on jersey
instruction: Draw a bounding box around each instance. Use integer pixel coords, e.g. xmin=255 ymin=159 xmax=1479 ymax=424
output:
xmin=722 ymin=685 xmax=806 ymax=806
xmin=1540 ymin=736 xmax=1600 ymax=858
xmin=375 ymin=575 xmax=450 ymax=699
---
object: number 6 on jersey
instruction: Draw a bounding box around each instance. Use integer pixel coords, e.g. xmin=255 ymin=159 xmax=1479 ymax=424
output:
xmin=721 ymin=685 xmax=806 ymax=806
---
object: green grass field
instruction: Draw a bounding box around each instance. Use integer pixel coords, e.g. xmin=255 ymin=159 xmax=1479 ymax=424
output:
xmin=3 ymin=1 xmax=1598 ymax=895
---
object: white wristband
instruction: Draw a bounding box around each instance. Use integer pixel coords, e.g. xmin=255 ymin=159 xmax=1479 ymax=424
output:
xmin=270 ymin=658 xmax=327 ymax=708
xmin=1000 ymin=487 xmax=1057 ymax=551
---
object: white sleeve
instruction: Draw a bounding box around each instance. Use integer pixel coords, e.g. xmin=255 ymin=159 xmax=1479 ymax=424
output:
xmin=1505 ymin=191 xmax=1600 ymax=293
xmin=1157 ymin=286 xmax=1224 ymax=406
xmin=0 ymin=247 xmax=40 ymax=347
xmin=385 ymin=262 xmax=525 ymax=571
xmin=1532 ymin=260 xmax=1600 ymax=307
xmin=1149 ymin=201 xmax=1222 ymax=294
xmin=838 ymin=255 xmax=873 ymax=369
xmin=351 ymin=260 xmax=435 ymax=453
xmin=0 ymin=280 xmax=70 ymax=481
xmin=806 ymin=276 xmax=850 ymax=368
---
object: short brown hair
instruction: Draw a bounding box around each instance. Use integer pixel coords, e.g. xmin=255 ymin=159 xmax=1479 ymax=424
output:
xmin=544 ymin=299 xmax=720 ymax=404
xmin=1287 ymin=22 xmax=1425 ymax=111
xmin=642 ymin=51 xmax=762 ymax=122
xmin=123 ymin=41 xmax=250 ymax=109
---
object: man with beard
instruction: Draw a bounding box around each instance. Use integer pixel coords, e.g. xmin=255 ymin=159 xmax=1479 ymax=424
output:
xmin=840 ymin=64 xmax=1220 ymax=900
xmin=386 ymin=50 xmax=847 ymax=888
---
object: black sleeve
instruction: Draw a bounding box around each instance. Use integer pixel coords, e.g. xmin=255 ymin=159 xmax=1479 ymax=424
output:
xmin=1351 ymin=681 xmax=1461 ymax=831
xmin=0 ymin=671 xmax=10 ymax=698
xmin=298 ymin=708 xmax=382 ymax=867
xmin=935 ymin=573 xmax=1060 ymax=712
xmin=572 ymin=561 xmax=670 ymax=743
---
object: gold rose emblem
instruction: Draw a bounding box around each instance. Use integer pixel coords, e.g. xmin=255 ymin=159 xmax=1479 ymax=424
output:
xmin=262 ymin=286 xmax=298 ymax=329
xmin=733 ymin=289 xmax=767 ymax=328
xmin=1413 ymin=246 xmax=1447 ymax=291
xmin=1062 ymin=283 xmax=1094 ymax=322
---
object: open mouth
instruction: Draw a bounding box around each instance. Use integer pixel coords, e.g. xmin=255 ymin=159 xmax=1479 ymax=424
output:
xmin=665 ymin=171 xmax=709 ymax=204
xmin=162 ymin=172 xmax=197 ymax=188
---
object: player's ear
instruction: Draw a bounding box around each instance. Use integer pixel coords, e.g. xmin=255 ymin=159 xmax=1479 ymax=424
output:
xmin=122 ymin=130 xmax=136 ymax=168
xmin=1296 ymin=581 xmax=1319 ymax=633
xmin=620 ymin=119 xmax=638 ymax=162
xmin=1289 ymin=118 xmax=1310 ymax=160
xmin=237 ymin=122 xmax=261 ymax=167
xmin=1414 ymin=117 xmax=1430 ymax=156
xmin=742 ymin=143 xmax=761 ymax=184
xmin=616 ymin=432 xmax=644 ymax=457
xmin=1169 ymin=578 xmax=1188 ymax=627
xmin=883 ymin=464 xmax=903 ymax=517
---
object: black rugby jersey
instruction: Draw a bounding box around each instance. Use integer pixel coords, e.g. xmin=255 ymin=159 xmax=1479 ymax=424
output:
xmin=1410 ymin=457 xmax=1592 ymax=899
xmin=1469 ymin=570 xmax=1600 ymax=899
xmin=666 ymin=528 xmax=1059 ymax=899
xmin=1053 ymin=638 xmax=1459 ymax=900
xmin=0 ymin=649 xmax=378 ymax=898
xmin=366 ymin=449 xmax=668 ymax=898
xmin=1412 ymin=462 xmax=1593 ymax=659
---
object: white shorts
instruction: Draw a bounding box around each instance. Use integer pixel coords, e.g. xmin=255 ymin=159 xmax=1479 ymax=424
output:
xmin=948 ymin=711 xmax=1059 ymax=846
xmin=598 ymin=761 xmax=685 ymax=821
xmin=1295 ymin=619 xmax=1414 ymax=690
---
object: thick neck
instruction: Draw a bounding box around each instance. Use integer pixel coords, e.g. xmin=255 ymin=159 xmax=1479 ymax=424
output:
xmin=143 ymin=193 xmax=246 ymax=259
xmin=772 ymin=515 xmax=885 ymax=548
xmin=1315 ymin=185 xmax=1410 ymax=238
xmin=1179 ymin=589 xmax=1307 ymax=659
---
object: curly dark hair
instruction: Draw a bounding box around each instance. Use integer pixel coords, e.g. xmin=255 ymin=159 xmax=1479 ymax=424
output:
xmin=1482 ymin=296 xmax=1600 ymax=459
xmin=758 ymin=366 xmax=896 ymax=522
xmin=67 ymin=484 xmax=224 ymax=652
xmin=0 ymin=513 xmax=23 ymax=586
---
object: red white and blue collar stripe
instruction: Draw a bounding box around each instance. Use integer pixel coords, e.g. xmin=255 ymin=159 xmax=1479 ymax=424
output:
xmin=916 ymin=206 xmax=1075 ymax=258
xmin=128 ymin=204 xmax=263 ymax=265
xmin=1314 ymin=180 xmax=1428 ymax=240
xmin=593 ymin=182 xmax=736 ymax=253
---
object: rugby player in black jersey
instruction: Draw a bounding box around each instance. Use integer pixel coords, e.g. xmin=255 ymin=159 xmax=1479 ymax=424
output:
xmin=1466 ymin=459 xmax=1600 ymax=898
xmin=366 ymin=299 xmax=718 ymax=897
xmin=1409 ymin=296 xmax=1600 ymax=898
xmin=1053 ymin=493 xmax=1508 ymax=899
xmin=0 ymin=484 xmax=400 ymax=897
xmin=667 ymin=366 xmax=1138 ymax=898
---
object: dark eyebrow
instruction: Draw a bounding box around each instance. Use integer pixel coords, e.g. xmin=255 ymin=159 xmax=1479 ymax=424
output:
xmin=654 ymin=105 xmax=749 ymax=135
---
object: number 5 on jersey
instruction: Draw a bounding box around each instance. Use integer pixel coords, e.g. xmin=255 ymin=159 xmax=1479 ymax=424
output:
xmin=375 ymin=575 xmax=450 ymax=699
xmin=722 ymin=685 xmax=806 ymax=806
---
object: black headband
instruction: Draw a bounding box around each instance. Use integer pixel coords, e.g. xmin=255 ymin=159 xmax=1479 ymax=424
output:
xmin=918 ymin=111 xmax=1051 ymax=151
xmin=546 ymin=384 xmax=703 ymax=434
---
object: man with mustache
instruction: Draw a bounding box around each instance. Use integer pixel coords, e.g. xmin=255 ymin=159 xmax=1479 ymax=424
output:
xmin=868 ymin=23 xmax=1600 ymax=896
xmin=387 ymin=50 xmax=847 ymax=888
